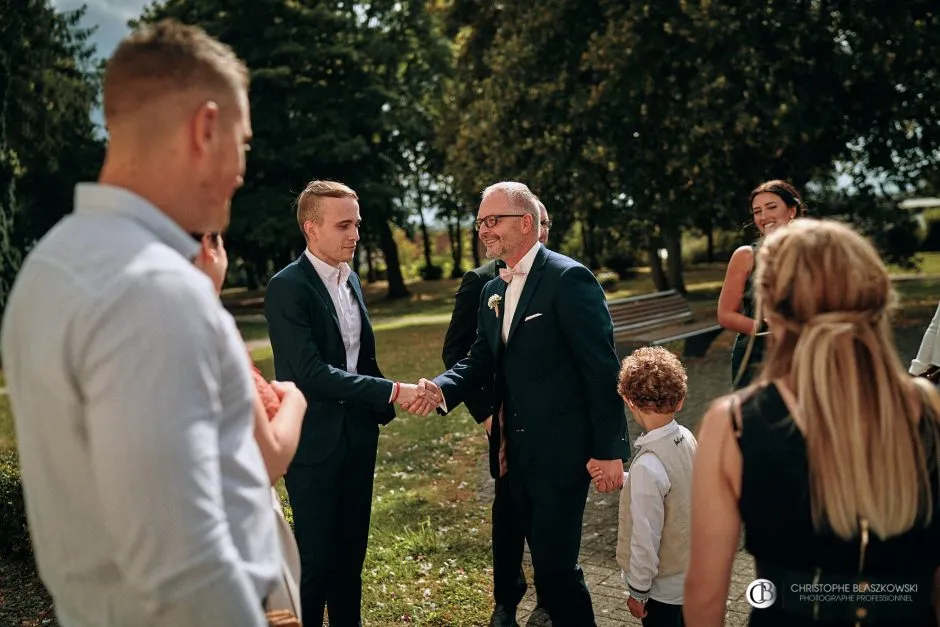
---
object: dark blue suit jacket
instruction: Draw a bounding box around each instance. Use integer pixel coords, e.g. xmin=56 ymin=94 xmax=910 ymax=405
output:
xmin=264 ymin=254 xmax=396 ymax=465
xmin=434 ymin=245 xmax=629 ymax=485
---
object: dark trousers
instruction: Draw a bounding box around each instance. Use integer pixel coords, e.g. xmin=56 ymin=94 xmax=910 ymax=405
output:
xmin=507 ymin=467 xmax=594 ymax=627
xmin=284 ymin=423 xmax=378 ymax=627
xmin=491 ymin=473 xmax=528 ymax=608
xmin=643 ymin=599 xmax=684 ymax=627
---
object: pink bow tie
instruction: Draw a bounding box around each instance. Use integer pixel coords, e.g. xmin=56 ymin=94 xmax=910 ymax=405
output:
xmin=499 ymin=266 xmax=526 ymax=283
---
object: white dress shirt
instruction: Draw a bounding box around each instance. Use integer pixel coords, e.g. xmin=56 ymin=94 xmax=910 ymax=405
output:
xmin=910 ymin=301 xmax=940 ymax=374
xmin=501 ymin=241 xmax=542 ymax=342
xmin=304 ymin=249 xmax=362 ymax=374
xmin=0 ymin=183 xmax=279 ymax=626
xmin=622 ymin=420 xmax=687 ymax=604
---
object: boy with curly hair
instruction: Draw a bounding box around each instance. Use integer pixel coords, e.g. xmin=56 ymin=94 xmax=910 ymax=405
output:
xmin=608 ymin=346 xmax=696 ymax=626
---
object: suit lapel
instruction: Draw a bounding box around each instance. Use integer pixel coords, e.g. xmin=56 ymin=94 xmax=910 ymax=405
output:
xmin=297 ymin=254 xmax=342 ymax=335
xmin=489 ymin=279 xmax=508 ymax=356
xmin=507 ymin=246 xmax=548 ymax=344
xmin=347 ymin=274 xmax=370 ymax=326
xmin=346 ymin=273 xmax=374 ymax=371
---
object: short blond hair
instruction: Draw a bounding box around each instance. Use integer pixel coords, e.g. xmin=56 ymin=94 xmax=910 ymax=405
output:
xmin=617 ymin=346 xmax=687 ymax=414
xmin=103 ymin=19 xmax=248 ymax=127
xmin=296 ymin=180 xmax=358 ymax=234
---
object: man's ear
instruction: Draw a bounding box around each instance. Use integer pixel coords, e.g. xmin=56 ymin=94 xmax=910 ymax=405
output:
xmin=676 ymin=397 xmax=685 ymax=413
xmin=303 ymin=220 xmax=317 ymax=243
xmin=190 ymin=100 xmax=220 ymax=156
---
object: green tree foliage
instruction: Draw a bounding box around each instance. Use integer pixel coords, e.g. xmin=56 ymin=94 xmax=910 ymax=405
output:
xmin=0 ymin=0 xmax=101 ymax=313
xmin=441 ymin=0 xmax=940 ymax=288
xmin=137 ymin=0 xmax=452 ymax=298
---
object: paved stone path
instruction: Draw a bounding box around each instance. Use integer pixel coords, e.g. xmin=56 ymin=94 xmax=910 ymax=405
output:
xmin=479 ymin=324 xmax=928 ymax=627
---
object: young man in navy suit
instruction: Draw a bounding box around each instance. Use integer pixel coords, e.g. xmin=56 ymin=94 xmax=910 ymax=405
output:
xmin=419 ymin=182 xmax=629 ymax=627
xmin=264 ymin=180 xmax=427 ymax=626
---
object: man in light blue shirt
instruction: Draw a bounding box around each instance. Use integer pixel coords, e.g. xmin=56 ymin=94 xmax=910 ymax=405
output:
xmin=0 ymin=19 xmax=304 ymax=626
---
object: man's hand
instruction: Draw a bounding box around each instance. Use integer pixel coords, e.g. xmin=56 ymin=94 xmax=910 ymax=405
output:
xmin=586 ymin=458 xmax=624 ymax=493
xmin=627 ymin=596 xmax=647 ymax=619
xmin=397 ymin=379 xmax=443 ymax=416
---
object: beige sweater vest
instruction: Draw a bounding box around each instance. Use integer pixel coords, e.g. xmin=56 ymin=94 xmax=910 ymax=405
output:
xmin=616 ymin=426 xmax=697 ymax=581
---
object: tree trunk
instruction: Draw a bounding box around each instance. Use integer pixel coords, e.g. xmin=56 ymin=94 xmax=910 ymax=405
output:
xmin=449 ymin=216 xmax=464 ymax=279
xmin=663 ymin=225 xmax=687 ymax=295
xmin=244 ymin=248 xmax=268 ymax=290
xmin=646 ymin=239 xmax=669 ymax=292
xmin=365 ymin=242 xmax=376 ymax=283
xmin=352 ymin=243 xmax=361 ymax=276
xmin=418 ymin=204 xmax=433 ymax=270
xmin=705 ymin=221 xmax=715 ymax=263
xmin=378 ymin=219 xmax=409 ymax=299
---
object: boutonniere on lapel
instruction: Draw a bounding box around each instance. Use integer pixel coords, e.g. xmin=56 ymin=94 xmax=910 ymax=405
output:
xmin=487 ymin=294 xmax=502 ymax=318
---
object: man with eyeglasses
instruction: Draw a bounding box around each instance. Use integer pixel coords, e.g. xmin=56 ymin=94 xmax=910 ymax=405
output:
xmin=422 ymin=182 xmax=628 ymax=627
xmin=442 ymin=200 xmax=550 ymax=625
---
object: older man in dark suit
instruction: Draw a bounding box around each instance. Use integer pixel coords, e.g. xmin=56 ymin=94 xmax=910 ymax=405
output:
xmin=441 ymin=201 xmax=551 ymax=624
xmin=421 ymin=182 xmax=628 ymax=627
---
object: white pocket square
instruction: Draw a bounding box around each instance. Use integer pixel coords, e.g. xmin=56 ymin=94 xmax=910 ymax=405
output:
xmin=524 ymin=313 xmax=543 ymax=322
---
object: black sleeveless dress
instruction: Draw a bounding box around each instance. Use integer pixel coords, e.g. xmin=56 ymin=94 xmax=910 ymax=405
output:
xmin=731 ymin=244 xmax=765 ymax=389
xmin=735 ymin=383 xmax=939 ymax=626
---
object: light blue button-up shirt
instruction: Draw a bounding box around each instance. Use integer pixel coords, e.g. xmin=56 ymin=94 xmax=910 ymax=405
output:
xmin=1 ymin=183 xmax=279 ymax=626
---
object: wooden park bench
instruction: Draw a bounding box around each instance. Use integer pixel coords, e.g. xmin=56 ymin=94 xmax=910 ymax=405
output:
xmin=607 ymin=289 xmax=724 ymax=358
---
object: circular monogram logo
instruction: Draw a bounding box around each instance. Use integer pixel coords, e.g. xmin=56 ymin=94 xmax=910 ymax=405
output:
xmin=746 ymin=579 xmax=777 ymax=609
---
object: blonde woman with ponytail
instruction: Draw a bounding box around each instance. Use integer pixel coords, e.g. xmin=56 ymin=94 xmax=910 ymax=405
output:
xmin=685 ymin=219 xmax=940 ymax=627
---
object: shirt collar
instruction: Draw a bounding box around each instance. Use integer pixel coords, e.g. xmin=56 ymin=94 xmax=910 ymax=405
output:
xmin=507 ymin=241 xmax=542 ymax=273
xmin=74 ymin=183 xmax=200 ymax=260
xmin=634 ymin=419 xmax=680 ymax=448
xmin=304 ymin=248 xmax=351 ymax=286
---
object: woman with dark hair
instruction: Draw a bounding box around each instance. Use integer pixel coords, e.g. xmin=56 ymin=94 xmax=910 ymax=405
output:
xmin=717 ymin=180 xmax=805 ymax=389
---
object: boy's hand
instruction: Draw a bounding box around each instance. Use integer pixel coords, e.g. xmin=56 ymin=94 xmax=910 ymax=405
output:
xmin=627 ymin=596 xmax=647 ymax=619
xmin=586 ymin=458 xmax=624 ymax=492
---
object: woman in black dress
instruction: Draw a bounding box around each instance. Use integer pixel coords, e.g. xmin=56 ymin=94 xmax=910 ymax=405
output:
xmin=686 ymin=218 xmax=940 ymax=626
xmin=718 ymin=180 xmax=804 ymax=389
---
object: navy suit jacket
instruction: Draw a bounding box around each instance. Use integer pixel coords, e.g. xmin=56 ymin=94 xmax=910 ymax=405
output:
xmin=434 ymin=245 xmax=629 ymax=485
xmin=441 ymin=259 xmax=501 ymax=422
xmin=264 ymin=254 xmax=396 ymax=465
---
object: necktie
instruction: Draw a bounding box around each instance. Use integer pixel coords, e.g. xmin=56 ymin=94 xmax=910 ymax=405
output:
xmin=499 ymin=266 xmax=526 ymax=283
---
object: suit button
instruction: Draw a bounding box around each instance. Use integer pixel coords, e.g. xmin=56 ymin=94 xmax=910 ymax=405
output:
xmin=339 ymin=400 xmax=346 ymax=405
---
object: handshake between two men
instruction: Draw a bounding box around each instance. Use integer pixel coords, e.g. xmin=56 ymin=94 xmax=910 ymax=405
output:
xmin=391 ymin=378 xmax=625 ymax=494
xmin=391 ymin=378 xmax=445 ymax=416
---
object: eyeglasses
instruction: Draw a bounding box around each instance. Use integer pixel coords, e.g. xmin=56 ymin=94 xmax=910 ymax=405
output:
xmin=540 ymin=219 xmax=552 ymax=229
xmin=473 ymin=214 xmax=526 ymax=231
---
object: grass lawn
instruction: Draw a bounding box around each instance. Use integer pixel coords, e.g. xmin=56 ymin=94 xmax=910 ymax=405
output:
xmin=3 ymin=255 xmax=940 ymax=626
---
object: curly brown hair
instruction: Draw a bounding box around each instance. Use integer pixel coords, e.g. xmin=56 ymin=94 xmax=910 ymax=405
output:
xmin=617 ymin=346 xmax=688 ymax=414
